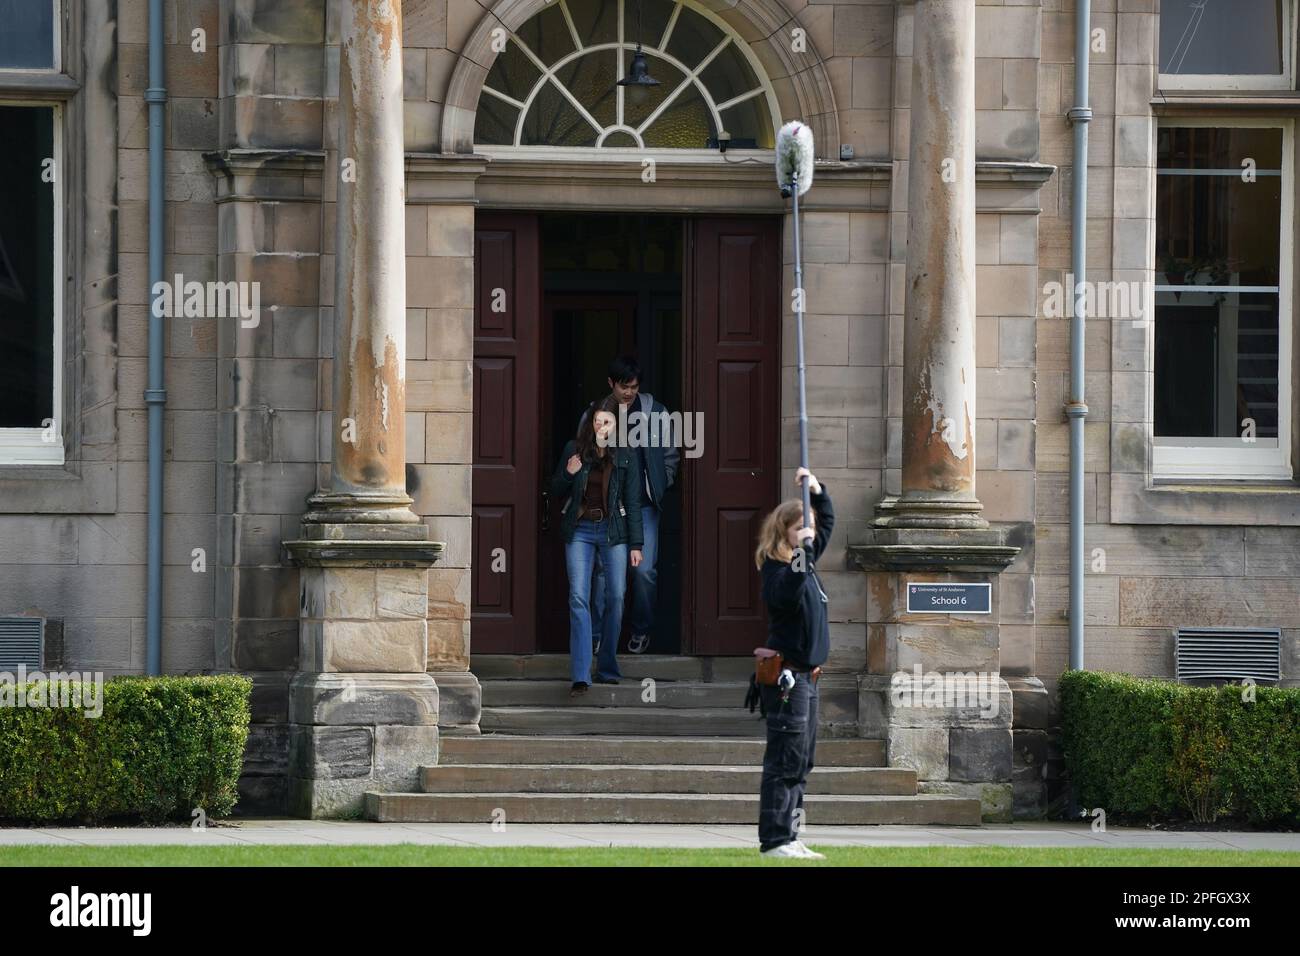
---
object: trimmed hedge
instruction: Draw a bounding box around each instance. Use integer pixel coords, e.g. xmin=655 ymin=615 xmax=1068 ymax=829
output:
xmin=1059 ymin=670 xmax=1300 ymax=826
xmin=0 ymin=675 xmax=251 ymax=824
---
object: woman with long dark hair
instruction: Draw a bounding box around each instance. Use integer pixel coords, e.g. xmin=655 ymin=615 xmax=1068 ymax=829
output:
xmin=753 ymin=467 xmax=833 ymax=858
xmin=550 ymin=395 xmax=644 ymax=696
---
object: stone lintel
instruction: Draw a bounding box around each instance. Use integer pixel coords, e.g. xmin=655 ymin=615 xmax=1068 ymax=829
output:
xmin=204 ymin=148 xmax=327 ymax=202
xmin=204 ymin=148 xmax=327 ymax=173
xmin=283 ymin=539 xmax=445 ymax=569
xmin=850 ymin=524 xmax=1020 ymax=573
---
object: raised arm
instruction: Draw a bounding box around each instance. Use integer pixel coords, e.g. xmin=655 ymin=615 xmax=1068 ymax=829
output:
xmin=808 ymin=483 xmax=834 ymax=563
xmin=549 ymin=441 xmax=579 ymax=497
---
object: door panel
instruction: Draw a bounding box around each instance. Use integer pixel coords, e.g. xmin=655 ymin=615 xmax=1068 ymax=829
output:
xmin=688 ymin=218 xmax=781 ymax=655
xmin=471 ymin=213 xmax=540 ymax=653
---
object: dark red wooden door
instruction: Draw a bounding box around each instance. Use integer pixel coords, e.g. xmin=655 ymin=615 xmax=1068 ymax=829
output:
xmin=687 ymin=217 xmax=781 ymax=655
xmin=538 ymin=294 xmax=637 ymax=652
xmin=471 ymin=212 xmax=541 ymax=653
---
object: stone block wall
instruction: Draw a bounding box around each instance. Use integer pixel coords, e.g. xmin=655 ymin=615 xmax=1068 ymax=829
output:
xmin=1035 ymin=0 xmax=1300 ymax=699
xmin=5 ymin=0 xmax=1298 ymax=820
xmin=0 ymin=0 xmax=218 ymax=677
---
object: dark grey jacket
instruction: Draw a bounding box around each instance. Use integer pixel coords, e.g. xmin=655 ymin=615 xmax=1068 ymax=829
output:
xmin=578 ymin=392 xmax=680 ymax=508
xmin=549 ymin=441 xmax=645 ymax=547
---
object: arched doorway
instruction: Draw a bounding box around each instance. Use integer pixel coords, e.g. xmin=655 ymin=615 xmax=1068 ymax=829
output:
xmin=464 ymin=0 xmax=827 ymax=660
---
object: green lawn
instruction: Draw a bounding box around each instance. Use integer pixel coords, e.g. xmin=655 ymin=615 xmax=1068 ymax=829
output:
xmin=0 ymin=844 xmax=1296 ymax=867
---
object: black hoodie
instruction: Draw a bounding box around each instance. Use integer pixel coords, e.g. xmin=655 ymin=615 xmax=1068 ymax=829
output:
xmin=760 ymin=485 xmax=834 ymax=669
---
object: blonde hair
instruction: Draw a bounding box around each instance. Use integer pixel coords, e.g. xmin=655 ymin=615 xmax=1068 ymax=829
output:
xmin=754 ymin=499 xmax=809 ymax=569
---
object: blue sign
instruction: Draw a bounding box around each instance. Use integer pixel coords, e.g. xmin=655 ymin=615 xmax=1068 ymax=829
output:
xmin=906 ymin=582 xmax=991 ymax=614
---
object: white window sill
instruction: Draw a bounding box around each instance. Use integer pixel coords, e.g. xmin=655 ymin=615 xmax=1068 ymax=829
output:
xmin=0 ymin=431 xmax=66 ymax=466
xmin=1153 ymin=441 xmax=1292 ymax=481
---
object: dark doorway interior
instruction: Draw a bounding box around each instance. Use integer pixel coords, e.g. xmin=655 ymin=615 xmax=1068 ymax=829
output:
xmin=537 ymin=213 xmax=685 ymax=655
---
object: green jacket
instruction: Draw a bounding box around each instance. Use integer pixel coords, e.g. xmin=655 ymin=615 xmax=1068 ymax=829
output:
xmin=549 ymin=440 xmax=645 ymax=547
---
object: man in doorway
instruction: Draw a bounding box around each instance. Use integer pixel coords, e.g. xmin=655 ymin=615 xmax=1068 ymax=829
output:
xmin=579 ymin=355 xmax=679 ymax=655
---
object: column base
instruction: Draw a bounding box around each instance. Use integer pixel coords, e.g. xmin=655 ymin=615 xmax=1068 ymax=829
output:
xmin=287 ymin=719 xmax=440 ymax=819
xmin=852 ymin=519 xmax=1022 ymax=823
xmin=287 ymin=674 xmax=439 ymax=818
xmin=282 ymin=526 xmax=446 ymax=819
xmin=301 ymin=491 xmax=423 ymax=528
xmin=859 ymin=672 xmax=1014 ymax=823
xmin=872 ymin=494 xmax=989 ymax=531
xmin=850 ymin=521 xmax=1020 ymax=574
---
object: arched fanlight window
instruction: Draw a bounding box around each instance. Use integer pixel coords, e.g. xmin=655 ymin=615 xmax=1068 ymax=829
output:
xmin=474 ymin=0 xmax=778 ymax=149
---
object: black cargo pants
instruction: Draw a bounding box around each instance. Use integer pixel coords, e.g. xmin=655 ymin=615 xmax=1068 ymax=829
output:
xmin=757 ymin=671 xmax=819 ymax=851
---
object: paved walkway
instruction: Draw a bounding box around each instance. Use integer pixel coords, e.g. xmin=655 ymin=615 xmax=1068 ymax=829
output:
xmin=0 ymin=820 xmax=1296 ymax=851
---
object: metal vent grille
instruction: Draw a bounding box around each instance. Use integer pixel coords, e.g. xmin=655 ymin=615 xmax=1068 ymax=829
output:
xmin=0 ymin=617 xmax=44 ymax=670
xmin=1174 ymin=627 xmax=1281 ymax=683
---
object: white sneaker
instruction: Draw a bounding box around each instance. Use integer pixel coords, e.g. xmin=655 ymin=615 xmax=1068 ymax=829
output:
xmin=760 ymin=842 xmax=805 ymax=858
xmin=628 ymin=633 xmax=650 ymax=654
xmin=790 ymin=840 xmax=825 ymax=860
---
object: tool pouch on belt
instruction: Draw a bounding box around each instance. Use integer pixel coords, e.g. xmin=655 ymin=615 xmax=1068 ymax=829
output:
xmin=754 ymin=648 xmax=784 ymax=686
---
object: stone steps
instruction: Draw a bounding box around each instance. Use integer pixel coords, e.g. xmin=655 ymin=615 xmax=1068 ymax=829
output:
xmin=362 ymin=680 xmax=977 ymax=827
xmin=480 ymin=705 xmax=768 ymax=736
xmin=437 ymin=734 xmax=886 ymax=766
xmin=367 ymin=791 xmax=983 ymax=825
xmin=471 ymin=654 xmax=756 ymax=682
xmin=420 ymin=763 xmax=917 ymax=795
xmin=481 ymin=678 xmax=749 ymax=709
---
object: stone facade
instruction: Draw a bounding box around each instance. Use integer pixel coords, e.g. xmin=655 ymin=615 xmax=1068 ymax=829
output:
xmin=1 ymin=0 xmax=1296 ymax=820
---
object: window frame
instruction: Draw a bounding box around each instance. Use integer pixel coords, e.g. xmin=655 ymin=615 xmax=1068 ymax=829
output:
xmin=0 ymin=0 xmax=65 ymax=465
xmin=0 ymin=0 xmax=61 ymax=74
xmin=474 ymin=0 xmax=780 ymax=151
xmin=1157 ymin=0 xmax=1296 ymax=92
xmin=1151 ymin=116 xmax=1295 ymax=481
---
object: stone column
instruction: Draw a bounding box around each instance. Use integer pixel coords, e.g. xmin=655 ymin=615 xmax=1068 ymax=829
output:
xmin=282 ymin=0 xmax=444 ymax=819
xmin=313 ymin=0 xmax=415 ymax=525
xmin=851 ymin=0 xmax=1019 ymax=822
xmin=883 ymin=0 xmax=983 ymax=531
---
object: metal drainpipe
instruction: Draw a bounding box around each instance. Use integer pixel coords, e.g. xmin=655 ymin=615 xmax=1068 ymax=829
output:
xmin=144 ymin=0 xmax=167 ymax=676
xmin=1067 ymin=0 xmax=1091 ymax=675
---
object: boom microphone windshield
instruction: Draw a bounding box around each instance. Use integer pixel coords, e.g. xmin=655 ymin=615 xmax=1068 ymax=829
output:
xmin=775 ymin=120 xmax=814 ymax=197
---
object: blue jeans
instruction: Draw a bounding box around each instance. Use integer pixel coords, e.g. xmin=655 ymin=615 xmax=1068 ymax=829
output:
xmin=591 ymin=504 xmax=660 ymax=644
xmin=565 ymin=519 xmax=628 ymax=684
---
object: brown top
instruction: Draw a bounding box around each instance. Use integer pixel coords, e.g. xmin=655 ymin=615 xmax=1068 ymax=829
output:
xmin=580 ymin=455 xmax=611 ymax=520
